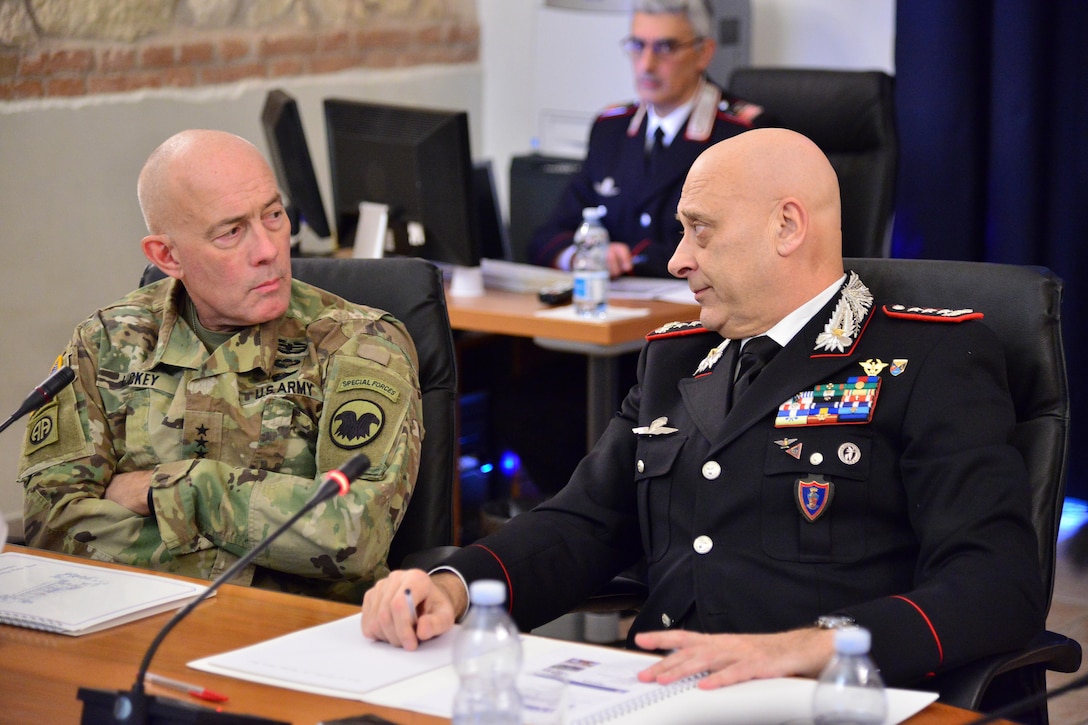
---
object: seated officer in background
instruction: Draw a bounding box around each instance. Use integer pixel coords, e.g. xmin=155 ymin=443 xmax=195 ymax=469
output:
xmin=529 ymin=0 xmax=768 ymax=278
xmin=362 ymin=129 xmax=1044 ymax=690
xmin=18 ymin=129 xmax=424 ymax=603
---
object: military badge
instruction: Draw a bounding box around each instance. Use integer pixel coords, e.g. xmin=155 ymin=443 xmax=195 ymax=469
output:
xmin=796 ymin=476 xmax=834 ymax=522
xmin=838 ymin=442 xmax=862 ymax=465
xmin=594 ymin=177 xmax=620 ymax=197
xmin=775 ymin=437 xmax=803 ymax=460
xmin=859 ymin=358 xmax=888 ymax=376
xmin=632 ymin=417 xmax=678 ymax=436
xmin=330 ymin=399 xmax=385 ymax=450
xmin=813 ymin=273 xmax=873 ymax=354
xmin=776 ymin=376 xmax=881 ymax=427
xmin=890 ymin=359 xmax=908 ymax=376
xmin=694 ymin=340 xmax=729 ymax=376
xmin=24 ymin=400 xmax=60 ymax=456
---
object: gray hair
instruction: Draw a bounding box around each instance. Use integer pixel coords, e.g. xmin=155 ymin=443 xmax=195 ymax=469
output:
xmin=630 ymin=0 xmax=713 ymax=39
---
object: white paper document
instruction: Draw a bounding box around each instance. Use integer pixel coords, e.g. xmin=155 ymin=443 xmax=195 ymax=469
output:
xmin=0 ymin=551 xmax=209 ymax=636
xmin=189 ymin=614 xmax=938 ymax=724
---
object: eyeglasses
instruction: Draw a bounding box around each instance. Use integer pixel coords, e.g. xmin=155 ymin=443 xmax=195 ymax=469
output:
xmin=621 ymin=36 xmax=704 ymax=58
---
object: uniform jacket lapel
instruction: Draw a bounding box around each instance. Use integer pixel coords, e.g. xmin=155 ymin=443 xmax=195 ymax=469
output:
xmin=678 ymin=275 xmax=876 ymax=453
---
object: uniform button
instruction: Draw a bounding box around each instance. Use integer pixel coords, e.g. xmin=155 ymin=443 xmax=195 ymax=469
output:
xmin=809 ymin=452 xmax=824 ymax=466
xmin=640 ymin=212 xmax=651 ymax=227
xmin=693 ymin=535 xmax=713 ymax=554
xmin=661 ymin=613 xmax=672 ymax=628
xmin=637 ymin=459 xmax=645 ymax=473
xmin=701 ymin=461 xmax=721 ymax=480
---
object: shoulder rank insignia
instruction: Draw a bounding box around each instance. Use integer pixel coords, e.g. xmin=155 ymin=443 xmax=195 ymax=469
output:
xmin=718 ymin=93 xmax=765 ymax=128
xmin=599 ymin=101 xmax=636 ymax=120
xmin=776 ymin=376 xmax=881 ymax=428
xmin=646 ymin=320 xmax=707 ymax=340
xmin=882 ymin=304 xmax=984 ymax=322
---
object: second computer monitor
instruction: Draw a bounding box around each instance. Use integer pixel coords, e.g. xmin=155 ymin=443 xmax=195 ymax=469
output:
xmin=324 ymin=98 xmax=482 ymax=268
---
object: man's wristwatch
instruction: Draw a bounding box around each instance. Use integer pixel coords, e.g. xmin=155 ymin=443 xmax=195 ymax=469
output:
xmin=816 ymin=614 xmax=857 ymax=630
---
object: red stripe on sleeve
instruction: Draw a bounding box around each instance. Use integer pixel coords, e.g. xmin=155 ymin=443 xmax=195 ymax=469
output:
xmin=892 ymin=595 xmax=944 ymax=665
xmin=468 ymin=543 xmax=514 ymax=614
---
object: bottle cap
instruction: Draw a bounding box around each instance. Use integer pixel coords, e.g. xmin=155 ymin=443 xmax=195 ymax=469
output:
xmin=581 ymin=205 xmax=606 ymax=222
xmin=468 ymin=579 xmax=507 ymax=606
xmin=833 ymin=626 xmax=871 ymax=655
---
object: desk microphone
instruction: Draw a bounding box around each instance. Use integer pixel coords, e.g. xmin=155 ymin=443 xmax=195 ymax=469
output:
xmin=77 ymin=453 xmax=372 ymax=724
xmin=0 ymin=365 xmax=75 ymax=435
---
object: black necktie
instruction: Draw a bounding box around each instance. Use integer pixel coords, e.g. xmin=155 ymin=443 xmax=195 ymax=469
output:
xmin=732 ymin=336 xmax=781 ymax=403
xmin=645 ymin=126 xmax=666 ymax=176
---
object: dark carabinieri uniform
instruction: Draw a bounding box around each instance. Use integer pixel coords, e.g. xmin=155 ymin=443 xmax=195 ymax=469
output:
xmin=443 ymin=272 xmax=1045 ymax=686
xmin=528 ymin=81 xmax=764 ymax=278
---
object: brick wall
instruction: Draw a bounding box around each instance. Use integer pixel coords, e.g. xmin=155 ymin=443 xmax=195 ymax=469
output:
xmin=0 ymin=0 xmax=479 ymax=101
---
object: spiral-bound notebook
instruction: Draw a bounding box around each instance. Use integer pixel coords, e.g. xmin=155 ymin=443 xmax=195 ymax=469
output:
xmin=0 ymin=551 xmax=208 ymax=636
xmin=190 ymin=614 xmax=937 ymax=724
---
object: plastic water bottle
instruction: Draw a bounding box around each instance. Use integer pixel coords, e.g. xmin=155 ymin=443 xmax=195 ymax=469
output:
xmin=812 ymin=626 xmax=888 ymax=725
xmin=452 ymin=580 xmax=522 ymax=725
xmin=572 ymin=206 xmax=609 ymax=318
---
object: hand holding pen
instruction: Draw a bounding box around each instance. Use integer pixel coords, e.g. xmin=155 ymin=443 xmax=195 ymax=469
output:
xmin=360 ymin=569 xmax=465 ymax=650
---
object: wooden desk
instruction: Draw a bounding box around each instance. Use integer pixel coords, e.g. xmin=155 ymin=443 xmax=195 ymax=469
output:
xmin=445 ymin=289 xmax=700 ymax=446
xmin=0 ymin=546 xmax=1008 ymax=725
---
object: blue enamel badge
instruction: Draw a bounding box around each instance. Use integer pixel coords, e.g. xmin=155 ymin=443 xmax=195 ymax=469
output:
xmin=796 ymin=477 xmax=834 ymax=522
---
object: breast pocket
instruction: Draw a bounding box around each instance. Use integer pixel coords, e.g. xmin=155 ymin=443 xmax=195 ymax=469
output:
xmin=634 ymin=434 xmax=687 ymax=564
xmin=760 ymin=429 xmax=872 ymax=563
xmin=97 ymin=369 xmax=180 ymax=469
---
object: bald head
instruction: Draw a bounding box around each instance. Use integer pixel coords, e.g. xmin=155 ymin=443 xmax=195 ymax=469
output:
xmin=692 ymin=127 xmax=842 ymax=257
xmin=669 ymin=128 xmax=845 ymax=338
xmin=137 ymin=130 xmax=268 ymax=236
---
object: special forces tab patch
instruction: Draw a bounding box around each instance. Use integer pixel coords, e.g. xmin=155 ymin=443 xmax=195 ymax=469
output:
xmin=330 ymin=399 xmax=385 ymax=450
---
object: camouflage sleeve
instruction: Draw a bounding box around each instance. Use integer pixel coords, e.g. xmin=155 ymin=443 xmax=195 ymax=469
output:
xmin=19 ymin=323 xmax=153 ymax=560
xmin=20 ymin=310 xmax=423 ymax=594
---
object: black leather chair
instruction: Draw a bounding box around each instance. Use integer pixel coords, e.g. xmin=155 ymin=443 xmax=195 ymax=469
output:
xmin=728 ymin=68 xmax=898 ymax=259
xmin=139 ymin=256 xmax=458 ymax=568
xmin=846 ymin=258 xmax=1080 ymax=723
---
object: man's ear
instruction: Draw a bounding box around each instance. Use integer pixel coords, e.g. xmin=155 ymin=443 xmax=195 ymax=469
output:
xmin=141 ymin=235 xmax=183 ymax=279
xmin=696 ymin=38 xmax=718 ymax=74
xmin=775 ymin=198 xmax=808 ymax=256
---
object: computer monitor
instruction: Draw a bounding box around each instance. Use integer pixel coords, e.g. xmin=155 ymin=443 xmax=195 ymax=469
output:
xmin=472 ymin=160 xmax=512 ymax=262
xmin=324 ymin=99 xmax=483 ymax=281
xmin=260 ymin=89 xmax=333 ymax=251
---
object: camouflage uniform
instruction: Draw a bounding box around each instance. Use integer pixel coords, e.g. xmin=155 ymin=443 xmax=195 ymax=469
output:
xmin=19 ymin=277 xmax=423 ymax=603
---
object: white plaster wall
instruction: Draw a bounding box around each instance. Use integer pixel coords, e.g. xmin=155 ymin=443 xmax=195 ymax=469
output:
xmin=0 ymin=0 xmax=895 ymax=533
xmin=0 ymin=66 xmax=483 ymax=534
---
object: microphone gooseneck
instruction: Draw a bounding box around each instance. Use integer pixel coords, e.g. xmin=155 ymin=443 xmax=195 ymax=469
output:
xmin=0 ymin=366 xmax=76 ymax=435
xmin=962 ymin=667 xmax=1088 ymax=725
xmin=94 ymin=452 xmax=371 ymax=724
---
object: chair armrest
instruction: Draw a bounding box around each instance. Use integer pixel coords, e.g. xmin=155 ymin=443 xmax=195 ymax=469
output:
xmin=935 ymin=630 xmax=1083 ymax=710
xmin=399 ymin=546 xmax=462 ymax=572
xmin=572 ymin=573 xmax=649 ymax=614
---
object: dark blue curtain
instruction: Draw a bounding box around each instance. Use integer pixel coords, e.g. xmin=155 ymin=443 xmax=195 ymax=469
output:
xmin=894 ymin=0 xmax=1088 ymax=498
